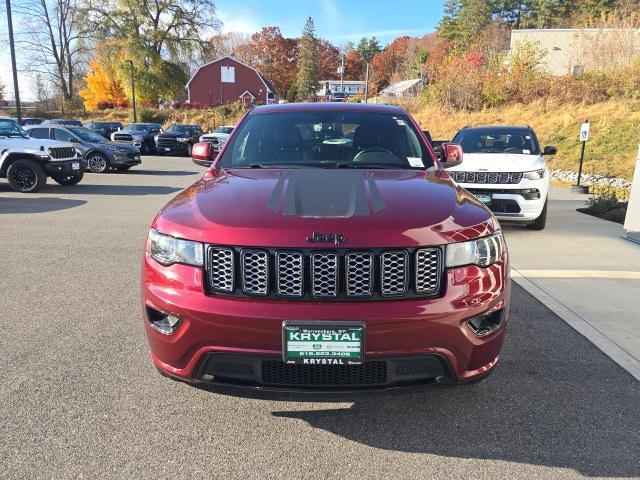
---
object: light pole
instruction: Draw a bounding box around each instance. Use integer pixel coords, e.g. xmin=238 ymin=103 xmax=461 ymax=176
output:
xmin=126 ymin=60 xmax=137 ymax=122
xmin=6 ymin=0 xmax=22 ymax=123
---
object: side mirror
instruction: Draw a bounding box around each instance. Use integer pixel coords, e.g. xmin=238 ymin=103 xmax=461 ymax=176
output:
xmin=542 ymin=145 xmax=557 ymax=156
xmin=440 ymin=143 xmax=463 ymax=169
xmin=70 ymin=137 xmax=80 ymax=143
xmin=192 ymin=142 xmax=214 ymax=161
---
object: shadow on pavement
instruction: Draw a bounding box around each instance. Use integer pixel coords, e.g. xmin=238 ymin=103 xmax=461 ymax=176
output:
xmin=51 ymin=184 xmax=182 ymax=196
xmin=0 ymin=197 xmax=86 ymax=214
xmin=267 ymin=284 xmax=639 ymax=477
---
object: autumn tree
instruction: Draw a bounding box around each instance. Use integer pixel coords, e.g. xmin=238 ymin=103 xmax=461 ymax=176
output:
xmin=0 ymin=80 xmax=5 ymax=102
xmin=371 ymin=36 xmax=411 ymax=90
xmin=343 ymin=48 xmax=365 ymax=80
xmin=207 ymin=32 xmax=251 ymax=60
xmin=295 ymin=17 xmax=320 ymax=100
xmin=234 ymin=27 xmax=298 ymax=97
xmin=317 ymin=39 xmax=341 ymax=80
xmin=80 ymin=41 xmax=127 ymax=110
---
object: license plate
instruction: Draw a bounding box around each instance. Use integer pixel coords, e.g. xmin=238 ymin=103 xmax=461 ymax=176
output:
xmin=72 ymin=162 xmax=80 ymax=170
xmin=283 ymin=321 xmax=364 ymax=365
xmin=475 ymin=193 xmax=492 ymax=204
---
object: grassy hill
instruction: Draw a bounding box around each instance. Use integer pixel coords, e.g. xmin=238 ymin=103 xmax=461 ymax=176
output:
xmin=411 ymin=98 xmax=640 ymax=181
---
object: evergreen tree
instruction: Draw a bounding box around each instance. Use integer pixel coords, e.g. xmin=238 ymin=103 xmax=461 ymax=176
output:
xmin=295 ymin=17 xmax=320 ymax=100
xmin=356 ymin=36 xmax=382 ymax=63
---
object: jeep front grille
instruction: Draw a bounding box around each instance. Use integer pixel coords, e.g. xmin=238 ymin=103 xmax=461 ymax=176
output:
xmin=48 ymin=146 xmax=76 ymax=160
xmin=451 ymin=171 xmax=523 ymax=184
xmin=113 ymin=133 xmax=133 ymax=142
xmin=205 ymin=246 xmax=443 ymax=300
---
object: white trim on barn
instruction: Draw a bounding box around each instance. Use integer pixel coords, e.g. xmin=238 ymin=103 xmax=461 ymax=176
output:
xmin=239 ymin=90 xmax=256 ymax=106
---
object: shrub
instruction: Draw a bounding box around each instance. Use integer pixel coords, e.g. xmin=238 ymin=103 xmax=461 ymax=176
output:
xmin=586 ymin=186 xmax=620 ymax=213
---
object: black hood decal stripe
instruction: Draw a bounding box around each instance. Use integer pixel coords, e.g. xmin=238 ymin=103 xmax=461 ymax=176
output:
xmin=267 ymin=170 xmax=386 ymax=218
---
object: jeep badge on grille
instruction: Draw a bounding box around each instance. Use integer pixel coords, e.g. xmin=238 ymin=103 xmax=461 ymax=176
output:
xmin=307 ymin=231 xmax=345 ymax=245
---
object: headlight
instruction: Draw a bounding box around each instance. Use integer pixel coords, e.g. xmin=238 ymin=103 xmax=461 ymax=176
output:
xmin=147 ymin=229 xmax=203 ymax=267
xmin=105 ymin=144 xmax=118 ymax=151
xmin=446 ymin=232 xmax=505 ymax=268
xmin=524 ymin=169 xmax=545 ymax=180
xmin=176 ymin=137 xmax=189 ymax=142
xmin=133 ymin=136 xmax=143 ymax=142
xmin=154 ymin=135 xmax=159 ymax=142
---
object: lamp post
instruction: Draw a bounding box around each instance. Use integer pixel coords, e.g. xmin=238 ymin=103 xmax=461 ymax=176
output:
xmin=126 ymin=60 xmax=137 ymax=122
xmin=6 ymin=0 xmax=22 ymax=123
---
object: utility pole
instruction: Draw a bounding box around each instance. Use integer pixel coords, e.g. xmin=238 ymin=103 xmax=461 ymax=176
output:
xmin=6 ymin=0 xmax=22 ymax=123
xmin=364 ymin=63 xmax=370 ymax=103
xmin=126 ymin=60 xmax=137 ymax=122
xmin=340 ymin=55 xmax=344 ymax=93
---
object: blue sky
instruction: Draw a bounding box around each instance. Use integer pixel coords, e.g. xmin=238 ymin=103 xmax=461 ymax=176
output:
xmin=216 ymin=0 xmax=446 ymax=45
xmin=1 ymin=0 xmax=446 ymax=101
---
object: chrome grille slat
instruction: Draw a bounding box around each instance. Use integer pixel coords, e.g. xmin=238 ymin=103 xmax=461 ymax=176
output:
xmin=48 ymin=146 xmax=76 ymax=160
xmin=276 ymin=252 xmax=303 ymax=296
xmin=311 ymin=252 xmax=338 ymax=297
xmin=415 ymin=249 xmax=441 ymax=294
xmin=346 ymin=252 xmax=373 ymax=297
xmin=207 ymin=247 xmax=234 ymax=292
xmin=204 ymin=247 xmax=442 ymax=299
xmin=241 ymin=250 xmax=269 ymax=295
xmin=453 ymin=171 xmax=523 ymax=185
xmin=381 ymin=251 xmax=408 ymax=296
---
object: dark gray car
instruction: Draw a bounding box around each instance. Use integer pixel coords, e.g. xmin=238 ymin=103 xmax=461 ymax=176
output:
xmin=27 ymin=125 xmax=141 ymax=173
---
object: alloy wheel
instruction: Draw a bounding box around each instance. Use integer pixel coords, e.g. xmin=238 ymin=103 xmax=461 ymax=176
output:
xmin=8 ymin=166 xmax=37 ymax=190
xmin=88 ymin=154 xmax=108 ymax=173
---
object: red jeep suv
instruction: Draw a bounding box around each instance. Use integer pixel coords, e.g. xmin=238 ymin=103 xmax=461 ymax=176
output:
xmin=141 ymin=103 xmax=510 ymax=390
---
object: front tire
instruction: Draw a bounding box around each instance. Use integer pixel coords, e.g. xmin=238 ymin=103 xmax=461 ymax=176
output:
xmin=87 ymin=153 xmax=110 ymax=173
xmin=527 ymin=199 xmax=548 ymax=230
xmin=7 ymin=159 xmax=47 ymax=193
xmin=141 ymin=142 xmax=151 ymax=155
xmin=53 ymin=171 xmax=84 ymax=186
xmin=186 ymin=143 xmax=193 ymax=156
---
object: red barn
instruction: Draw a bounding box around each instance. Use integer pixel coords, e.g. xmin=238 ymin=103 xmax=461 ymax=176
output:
xmin=186 ymin=56 xmax=278 ymax=106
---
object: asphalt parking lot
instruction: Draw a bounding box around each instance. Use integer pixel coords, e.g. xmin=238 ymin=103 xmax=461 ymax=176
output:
xmin=1 ymin=157 xmax=639 ymax=479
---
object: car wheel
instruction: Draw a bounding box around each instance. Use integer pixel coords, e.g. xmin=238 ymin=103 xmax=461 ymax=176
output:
xmin=141 ymin=142 xmax=150 ymax=155
xmin=116 ymin=166 xmax=131 ymax=172
xmin=53 ymin=171 xmax=84 ymax=186
xmin=87 ymin=153 xmax=110 ymax=173
xmin=186 ymin=143 xmax=193 ymax=156
xmin=527 ymin=199 xmax=548 ymax=230
xmin=7 ymin=159 xmax=47 ymax=193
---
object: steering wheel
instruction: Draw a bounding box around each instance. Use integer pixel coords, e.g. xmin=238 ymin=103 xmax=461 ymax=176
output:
xmin=353 ymin=147 xmax=394 ymax=162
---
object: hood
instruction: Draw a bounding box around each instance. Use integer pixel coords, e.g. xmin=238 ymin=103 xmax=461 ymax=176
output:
xmin=4 ymin=136 xmax=74 ymax=151
xmin=448 ymin=153 xmax=544 ymax=173
xmin=154 ymin=168 xmax=497 ymax=248
xmin=158 ymin=132 xmax=187 ymax=139
xmin=202 ymin=132 xmax=230 ymax=140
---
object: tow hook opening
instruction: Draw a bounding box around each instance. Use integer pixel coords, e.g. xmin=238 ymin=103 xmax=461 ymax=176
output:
xmin=467 ymin=309 xmax=503 ymax=337
xmin=146 ymin=306 xmax=181 ymax=335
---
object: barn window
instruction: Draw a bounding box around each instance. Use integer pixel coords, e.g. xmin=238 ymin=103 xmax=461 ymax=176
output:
xmin=221 ymin=66 xmax=235 ymax=83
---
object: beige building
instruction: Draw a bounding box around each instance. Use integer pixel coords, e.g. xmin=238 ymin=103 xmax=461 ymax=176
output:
xmin=510 ymin=28 xmax=640 ymax=76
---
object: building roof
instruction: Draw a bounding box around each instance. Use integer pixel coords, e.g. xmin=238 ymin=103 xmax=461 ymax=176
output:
xmin=378 ymin=79 xmax=423 ymax=96
xmin=185 ymin=55 xmax=277 ymax=96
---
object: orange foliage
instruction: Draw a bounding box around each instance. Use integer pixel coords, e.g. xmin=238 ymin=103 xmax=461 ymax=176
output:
xmin=80 ymin=58 xmax=127 ymax=111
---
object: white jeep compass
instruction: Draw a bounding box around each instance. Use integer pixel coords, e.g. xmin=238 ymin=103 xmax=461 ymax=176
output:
xmin=447 ymin=126 xmax=556 ymax=230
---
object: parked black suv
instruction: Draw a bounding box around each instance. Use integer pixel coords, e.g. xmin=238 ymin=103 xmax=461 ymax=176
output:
xmin=111 ymin=123 xmax=161 ymax=155
xmin=155 ymin=124 xmax=203 ymax=156
xmin=85 ymin=121 xmax=123 ymax=139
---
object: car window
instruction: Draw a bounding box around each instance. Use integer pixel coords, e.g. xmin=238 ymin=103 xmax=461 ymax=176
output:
xmin=453 ymin=129 xmax=539 ymax=155
xmin=218 ymin=111 xmax=432 ymax=169
xmin=0 ymin=119 xmax=27 ymax=137
xmin=53 ymin=128 xmax=75 ymax=142
xmin=69 ymin=127 xmax=106 ymax=143
xmin=28 ymin=127 xmax=49 ymax=139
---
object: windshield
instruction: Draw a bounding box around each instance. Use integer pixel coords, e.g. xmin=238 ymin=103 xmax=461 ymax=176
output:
xmin=123 ymin=123 xmax=149 ymax=132
xmin=69 ymin=127 xmax=107 ymax=143
xmin=453 ymin=129 xmax=539 ymax=155
xmin=214 ymin=126 xmax=233 ymax=134
xmin=0 ymin=119 xmax=27 ymax=137
xmin=166 ymin=124 xmax=189 ymax=133
xmin=218 ymin=111 xmax=432 ymax=169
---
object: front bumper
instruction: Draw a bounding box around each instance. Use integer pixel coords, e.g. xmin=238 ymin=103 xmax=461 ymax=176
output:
xmin=156 ymin=141 xmax=189 ymax=155
xmin=461 ymin=182 xmax=548 ymax=222
xmin=43 ymin=158 xmax=87 ymax=176
xmin=142 ymin=252 xmax=510 ymax=389
xmin=109 ymin=151 xmax=141 ymax=167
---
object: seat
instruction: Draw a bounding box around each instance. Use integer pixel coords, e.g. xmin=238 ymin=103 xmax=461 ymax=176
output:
xmin=259 ymin=125 xmax=309 ymax=164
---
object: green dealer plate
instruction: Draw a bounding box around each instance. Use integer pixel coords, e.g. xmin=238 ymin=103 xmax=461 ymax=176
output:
xmin=282 ymin=321 xmax=364 ymax=365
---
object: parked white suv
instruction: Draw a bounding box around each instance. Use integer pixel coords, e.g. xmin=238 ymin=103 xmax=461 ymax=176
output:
xmin=199 ymin=125 xmax=234 ymax=153
xmin=447 ymin=126 xmax=556 ymax=230
xmin=0 ymin=118 xmax=85 ymax=192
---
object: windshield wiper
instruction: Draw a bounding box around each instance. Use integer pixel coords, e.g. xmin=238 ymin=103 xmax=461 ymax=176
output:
xmin=334 ymin=162 xmax=409 ymax=169
xmin=247 ymin=163 xmax=307 ymax=169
